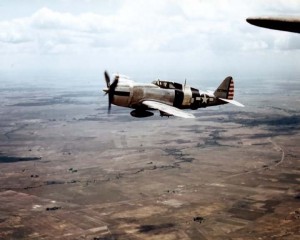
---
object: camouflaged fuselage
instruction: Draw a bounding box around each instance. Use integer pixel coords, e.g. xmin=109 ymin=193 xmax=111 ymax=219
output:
xmin=111 ymin=79 xmax=226 ymax=110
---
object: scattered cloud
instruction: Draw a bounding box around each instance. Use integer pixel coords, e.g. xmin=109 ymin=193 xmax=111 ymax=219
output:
xmin=1 ymin=1 xmax=299 ymax=54
xmin=0 ymin=18 xmax=32 ymax=44
xmin=0 ymin=0 xmax=299 ymax=77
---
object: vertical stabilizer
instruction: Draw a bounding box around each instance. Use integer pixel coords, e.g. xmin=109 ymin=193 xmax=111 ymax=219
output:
xmin=214 ymin=76 xmax=234 ymax=100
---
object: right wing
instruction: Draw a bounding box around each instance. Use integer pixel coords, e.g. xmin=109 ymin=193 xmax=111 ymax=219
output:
xmin=142 ymin=100 xmax=195 ymax=118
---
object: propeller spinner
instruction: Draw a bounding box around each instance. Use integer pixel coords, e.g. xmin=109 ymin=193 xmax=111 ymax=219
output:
xmin=103 ymin=71 xmax=119 ymax=113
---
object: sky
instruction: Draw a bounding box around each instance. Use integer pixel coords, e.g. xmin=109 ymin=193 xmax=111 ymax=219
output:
xmin=0 ymin=0 xmax=299 ymax=84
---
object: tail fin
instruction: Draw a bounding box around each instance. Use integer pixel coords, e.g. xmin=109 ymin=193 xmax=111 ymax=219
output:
xmin=214 ymin=76 xmax=234 ymax=100
xmin=214 ymin=76 xmax=245 ymax=107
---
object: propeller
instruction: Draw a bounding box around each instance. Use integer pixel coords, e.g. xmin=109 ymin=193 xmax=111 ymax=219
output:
xmin=104 ymin=71 xmax=119 ymax=113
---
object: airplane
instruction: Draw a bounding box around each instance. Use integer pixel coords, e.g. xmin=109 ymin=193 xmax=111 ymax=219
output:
xmin=246 ymin=16 xmax=300 ymax=34
xmin=103 ymin=71 xmax=244 ymax=118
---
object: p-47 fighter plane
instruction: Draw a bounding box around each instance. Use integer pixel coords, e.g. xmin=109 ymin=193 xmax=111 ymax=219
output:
xmin=103 ymin=71 xmax=244 ymax=118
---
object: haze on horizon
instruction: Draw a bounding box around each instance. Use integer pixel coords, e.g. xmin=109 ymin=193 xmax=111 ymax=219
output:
xmin=0 ymin=0 xmax=299 ymax=86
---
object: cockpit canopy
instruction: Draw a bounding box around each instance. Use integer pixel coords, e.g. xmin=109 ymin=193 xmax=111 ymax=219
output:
xmin=152 ymin=80 xmax=183 ymax=90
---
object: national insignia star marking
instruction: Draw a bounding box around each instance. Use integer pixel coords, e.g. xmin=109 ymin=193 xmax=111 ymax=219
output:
xmin=202 ymin=94 xmax=208 ymax=103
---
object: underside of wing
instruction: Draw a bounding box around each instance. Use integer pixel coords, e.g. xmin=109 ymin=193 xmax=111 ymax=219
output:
xmin=246 ymin=17 xmax=300 ymax=34
xmin=142 ymin=100 xmax=195 ymax=118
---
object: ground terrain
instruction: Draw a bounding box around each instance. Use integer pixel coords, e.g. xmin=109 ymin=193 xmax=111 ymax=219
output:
xmin=0 ymin=79 xmax=299 ymax=239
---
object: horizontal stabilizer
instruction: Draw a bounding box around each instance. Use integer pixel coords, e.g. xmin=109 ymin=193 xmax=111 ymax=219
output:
xmin=219 ymin=98 xmax=245 ymax=107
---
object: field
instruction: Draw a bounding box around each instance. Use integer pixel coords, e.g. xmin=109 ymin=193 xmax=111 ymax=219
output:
xmin=0 ymin=78 xmax=299 ymax=239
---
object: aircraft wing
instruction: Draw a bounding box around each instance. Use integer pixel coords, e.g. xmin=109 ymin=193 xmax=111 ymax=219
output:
xmin=142 ymin=100 xmax=195 ymax=118
xmin=246 ymin=17 xmax=300 ymax=34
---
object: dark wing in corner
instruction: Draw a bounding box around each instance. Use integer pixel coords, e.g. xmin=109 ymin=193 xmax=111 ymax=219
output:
xmin=246 ymin=17 xmax=300 ymax=34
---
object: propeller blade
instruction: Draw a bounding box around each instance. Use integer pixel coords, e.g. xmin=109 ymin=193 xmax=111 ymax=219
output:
xmin=107 ymin=75 xmax=119 ymax=114
xmin=104 ymin=71 xmax=110 ymax=88
xmin=108 ymin=100 xmax=111 ymax=113
xmin=108 ymin=90 xmax=113 ymax=113
xmin=103 ymin=71 xmax=120 ymax=114
xmin=110 ymin=75 xmax=119 ymax=91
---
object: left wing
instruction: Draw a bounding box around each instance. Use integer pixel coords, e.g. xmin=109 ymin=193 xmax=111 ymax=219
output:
xmin=142 ymin=100 xmax=195 ymax=118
